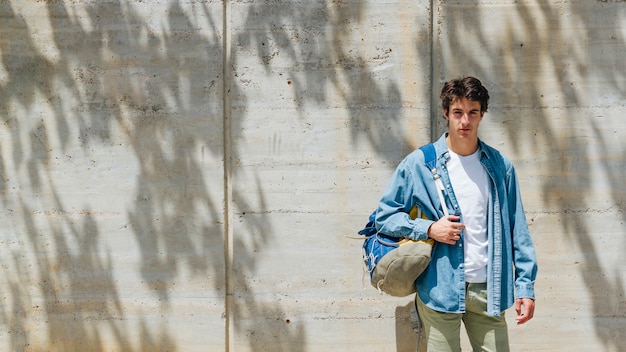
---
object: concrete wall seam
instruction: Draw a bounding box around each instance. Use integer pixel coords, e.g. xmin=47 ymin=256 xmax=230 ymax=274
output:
xmin=222 ymin=1 xmax=234 ymax=351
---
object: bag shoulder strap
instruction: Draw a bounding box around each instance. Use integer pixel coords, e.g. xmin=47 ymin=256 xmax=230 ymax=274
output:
xmin=419 ymin=143 xmax=450 ymax=217
xmin=419 ymin=143 xmax=437 ymax=171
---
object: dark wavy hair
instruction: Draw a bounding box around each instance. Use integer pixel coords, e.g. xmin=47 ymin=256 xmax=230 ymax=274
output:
xmin=440 ymin=76 xmax=490 ymax=115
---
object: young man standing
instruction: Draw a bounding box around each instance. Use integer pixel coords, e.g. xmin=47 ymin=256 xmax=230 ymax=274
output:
xmin=375 ymin=77 xmax=537 ymax=351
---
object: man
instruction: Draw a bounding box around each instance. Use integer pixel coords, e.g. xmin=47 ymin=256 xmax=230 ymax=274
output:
xmin=375 ymin=77 xmax=537 ymax=351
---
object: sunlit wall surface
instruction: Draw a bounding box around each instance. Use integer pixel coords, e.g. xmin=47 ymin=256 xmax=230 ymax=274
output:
xmin=0 ymin=1 xmax=624 ymax=351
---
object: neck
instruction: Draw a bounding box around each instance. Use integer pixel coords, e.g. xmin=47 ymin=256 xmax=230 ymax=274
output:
xmin=446 ymin=135 xmax=479 ymax=156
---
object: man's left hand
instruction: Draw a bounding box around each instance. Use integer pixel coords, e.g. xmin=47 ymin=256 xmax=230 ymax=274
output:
xmin=515 ymin=298 xmax=535 ymax=325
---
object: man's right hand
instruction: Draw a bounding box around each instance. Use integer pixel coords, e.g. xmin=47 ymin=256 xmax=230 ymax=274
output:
xmin=427 ymin=215 xmax=465 ymax=245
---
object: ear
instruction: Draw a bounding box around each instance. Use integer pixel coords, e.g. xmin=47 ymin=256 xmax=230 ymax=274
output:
xmin=443 ymin=109 xmax=449 ymax=119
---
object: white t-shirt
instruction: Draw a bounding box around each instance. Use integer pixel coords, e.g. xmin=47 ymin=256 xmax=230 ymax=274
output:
xmin=447 ymin=148 xmax=489 ymax=283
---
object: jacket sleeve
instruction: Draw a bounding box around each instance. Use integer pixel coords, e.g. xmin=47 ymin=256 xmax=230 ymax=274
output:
xmin=507 ymin=164 xmax=538 ymax=299
xmin=374 ymin=158 xmax=434 ymax=241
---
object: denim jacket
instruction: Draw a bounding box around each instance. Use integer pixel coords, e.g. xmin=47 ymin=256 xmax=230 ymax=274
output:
xmin=375 ymin=133 xmax=537 ymax=316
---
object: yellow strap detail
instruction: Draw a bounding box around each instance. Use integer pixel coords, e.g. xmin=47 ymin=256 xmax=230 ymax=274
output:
xmin=399 ymin=239 xmax=434 ymax=246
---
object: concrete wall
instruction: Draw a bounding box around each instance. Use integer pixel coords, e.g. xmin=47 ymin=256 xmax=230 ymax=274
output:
xmin=0 ymin=1 xmax=624 ymax=351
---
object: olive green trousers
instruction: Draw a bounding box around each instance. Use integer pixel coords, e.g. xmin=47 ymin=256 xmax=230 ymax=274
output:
xmin=415 ymin=283 xmax=510 ymax=352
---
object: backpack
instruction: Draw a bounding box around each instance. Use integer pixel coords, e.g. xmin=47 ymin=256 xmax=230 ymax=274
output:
xmin=359 ymin=143 xmax=440 ymax=297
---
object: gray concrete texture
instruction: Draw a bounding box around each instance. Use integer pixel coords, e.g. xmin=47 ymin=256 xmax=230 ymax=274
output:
xmin=0 ymin=0 xmax=624 ymax=351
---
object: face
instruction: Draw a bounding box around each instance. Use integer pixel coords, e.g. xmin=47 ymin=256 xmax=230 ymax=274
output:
xmin=444 ymin=97 xmax=484 ymax=143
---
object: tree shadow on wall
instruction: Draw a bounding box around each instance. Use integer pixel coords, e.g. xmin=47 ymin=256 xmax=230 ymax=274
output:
xmin=238 ymin=1 xmax=414 ymax=161
xmin=1 ymin=1 xmax=236 ymax=351
xmin=438 ymin=1 xmax=626 ymax=350
xmin=234 ymin=1 xmax=420 ymax=351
